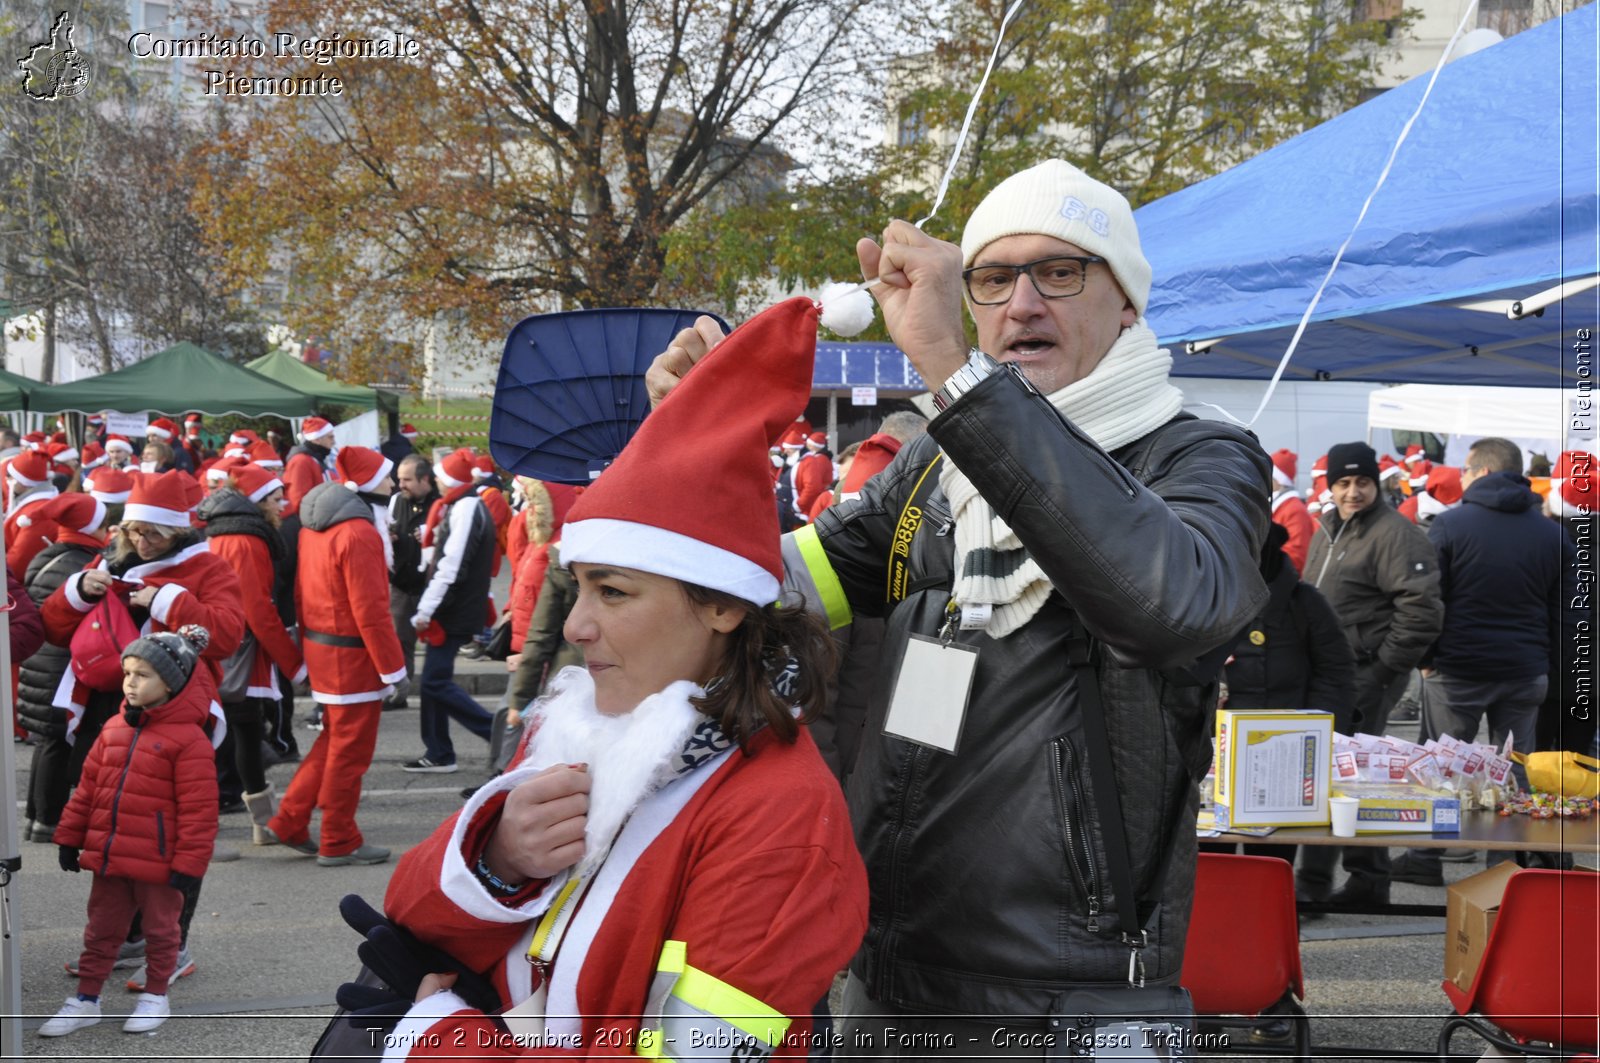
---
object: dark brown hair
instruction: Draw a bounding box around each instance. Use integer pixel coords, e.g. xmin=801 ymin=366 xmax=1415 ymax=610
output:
xmin=680 ymin=584 xmax=838 ymax=750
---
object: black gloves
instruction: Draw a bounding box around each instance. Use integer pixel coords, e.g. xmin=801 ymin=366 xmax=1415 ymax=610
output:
xmin=169 ymin=871 xmax=202 ymax=892
xmin=58 ymin=846 xmax=80 ymax=873
xmin=334 ymin=894 xmax=500 ymax=1034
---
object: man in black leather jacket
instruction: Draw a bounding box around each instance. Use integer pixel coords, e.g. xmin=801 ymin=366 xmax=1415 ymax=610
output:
xmin=650 ymin=159 xmax=1270 ymax=1051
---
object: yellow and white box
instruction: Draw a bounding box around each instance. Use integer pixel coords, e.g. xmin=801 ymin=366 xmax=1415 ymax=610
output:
xmin=1331 ymin=784 xmax=1461 ymax=834
xmin=1213 ymin=710 xmax=1333 ymax=829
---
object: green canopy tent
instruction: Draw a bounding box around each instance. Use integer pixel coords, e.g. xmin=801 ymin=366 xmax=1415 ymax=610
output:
xmin=245 ymin=348 xmax=401 ymax=416
xmin=0 ymin=365 xmax=39 ymax=413
xmin=26 ymin=342 xmax=315 ymax=417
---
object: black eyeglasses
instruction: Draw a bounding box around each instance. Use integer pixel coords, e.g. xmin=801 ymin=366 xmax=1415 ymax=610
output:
xmin=962 ymin=255 xmax=1106 ymax=305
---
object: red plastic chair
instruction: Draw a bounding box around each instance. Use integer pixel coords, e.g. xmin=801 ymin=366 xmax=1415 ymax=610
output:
xmin=1438 ymin=868 xmax=1600 ymax=1061
xmin=1181 ymin=853 xmax=1309 ymax=1055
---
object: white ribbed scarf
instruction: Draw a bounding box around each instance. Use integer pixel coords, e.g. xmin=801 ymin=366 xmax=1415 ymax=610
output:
xmin=938 ymin=321 xmax=1185 ymax=637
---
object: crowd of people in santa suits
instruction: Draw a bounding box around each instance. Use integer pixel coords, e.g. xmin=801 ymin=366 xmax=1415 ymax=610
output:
xmin=4 ymin=410 xmax=555 ymax=1006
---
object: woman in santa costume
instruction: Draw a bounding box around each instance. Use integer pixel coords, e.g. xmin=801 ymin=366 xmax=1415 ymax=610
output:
xmin=6 ymin=450 xmax=61 ymax=579
xmin=373 ymin=298 xmax=867 ymax=1060
xmin=197 ymin=463 xmax=305 ymax=841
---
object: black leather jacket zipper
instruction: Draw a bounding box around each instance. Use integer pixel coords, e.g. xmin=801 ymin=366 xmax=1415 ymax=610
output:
xmin=872 ymin=742 xmax=930 ymax=999
xmin=1050 ymin=737 xmax=1102 ymax=934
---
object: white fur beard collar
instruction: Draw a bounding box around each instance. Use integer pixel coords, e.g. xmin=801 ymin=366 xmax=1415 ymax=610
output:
xmin=523 ymin=666 xmax=707 ymax=878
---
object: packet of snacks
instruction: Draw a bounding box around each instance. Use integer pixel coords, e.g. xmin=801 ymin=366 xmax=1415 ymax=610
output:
xmin=1406 ymin=750 xmax=1448 ymax=790
xmin=1332 ymin=749 xmax=1361 ymax=783
xmin=1367 ymin=753 xmax=1412 ymax=783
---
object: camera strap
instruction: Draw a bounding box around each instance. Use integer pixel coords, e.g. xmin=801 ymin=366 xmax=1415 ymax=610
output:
xmin=1067 ymin=621 xmax=1174 ymax=988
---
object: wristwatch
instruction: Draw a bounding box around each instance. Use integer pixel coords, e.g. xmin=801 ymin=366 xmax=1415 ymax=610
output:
xmin=932 ymin=349 xmax=1001 ymax=413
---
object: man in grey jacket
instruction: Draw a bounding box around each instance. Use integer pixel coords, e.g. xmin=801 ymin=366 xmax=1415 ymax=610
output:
xmin=1303 ymin=440 xmax=1443 ymax=905
xmin=649 ymin=160 xmax=1271 ymax=1054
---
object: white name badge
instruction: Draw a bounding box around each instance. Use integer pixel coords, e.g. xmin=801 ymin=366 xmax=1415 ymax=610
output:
xmin=882 ymin=634 xmax=978 ymax=754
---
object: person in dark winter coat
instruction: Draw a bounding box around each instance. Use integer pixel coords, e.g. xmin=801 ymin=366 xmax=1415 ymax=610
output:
xmin=1391 ymin=439 xmax=1572 ymax=887
xmin=18 ymin=495 xmax=110 ymax=842
xmin=8 ymin=565 xmax=44 ymax=742
xmin=43 ymin=626 xmax=217 ymax=1038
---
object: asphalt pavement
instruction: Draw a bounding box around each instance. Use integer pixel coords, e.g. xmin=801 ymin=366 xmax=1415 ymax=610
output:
xmin=8 ymin=676 xmax=1589 ymax=1061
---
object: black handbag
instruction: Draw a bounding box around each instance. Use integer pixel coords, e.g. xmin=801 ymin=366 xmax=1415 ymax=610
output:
xmin=1046 ymin=624 xmax=1198 ymax=1062
xmin=482 ymin=617 xmax=514 ymax=661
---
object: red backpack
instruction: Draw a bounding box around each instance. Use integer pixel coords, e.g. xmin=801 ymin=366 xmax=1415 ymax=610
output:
xmin=70 ymin=590 xmax=141 ymax=692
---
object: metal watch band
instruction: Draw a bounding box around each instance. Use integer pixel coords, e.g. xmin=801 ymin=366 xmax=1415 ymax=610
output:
xmin=933 ymin=349 xmax=1001 ymax=413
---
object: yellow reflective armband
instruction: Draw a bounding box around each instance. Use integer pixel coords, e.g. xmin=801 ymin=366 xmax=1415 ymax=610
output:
xmin=636 ymin=940 xmax=791 ymax=1060
xmin=792 ymin=524 xmax=851 ymax=631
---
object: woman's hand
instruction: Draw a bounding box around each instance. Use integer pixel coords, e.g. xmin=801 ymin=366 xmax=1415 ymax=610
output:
xmin=79 ymin=570 xmax=111 ymax=600
xmin=482 ymin=764 xmax=590 ymax=882
xmin=129 ymin=585 xmax=158 ymax=609
xmin=415 ymin=970 xmax=458 ymax=1003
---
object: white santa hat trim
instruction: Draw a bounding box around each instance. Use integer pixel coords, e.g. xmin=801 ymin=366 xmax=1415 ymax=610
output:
xmin=1417 ymin=491 xmax=1454 ymax=520
xmin=122 ymin=502 xmax=192 ymax=527
xmin=246 ymin=476 xmax=285 ymax=503
xmin=146 ymin=423 xmax=173 ymax=440
xmin=1271 ymin=466 xmax=1294 ymax=488
xmin=434 ymin=463 xmax=468 ymax=489
xmin=54 ymin=447 xmax=79 ymax=464
xmin=89 ymin=485 xmax=131 ymax=504
xmin=342 ymin=458 xmax=393 ymax=494
xmin=105 ymin=438 xmax=135 ymax=454
xmin=1380 ymin=465 xmax=1403 ymax=481
xmin=77 ymin=499 xmax=108 ymax=535
xmin=6 ymin=464 xmax=46 ymax=486
xmin=560 ymin=517 xmax=779 ymax=606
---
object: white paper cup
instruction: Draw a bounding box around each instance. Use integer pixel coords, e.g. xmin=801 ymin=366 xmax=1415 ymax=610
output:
xmin=1329 ymin=795 xmax=1361 ymax=837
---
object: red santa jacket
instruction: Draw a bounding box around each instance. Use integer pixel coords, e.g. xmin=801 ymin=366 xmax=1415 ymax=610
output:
xmin=381 ymin=725 xmax=867 ymax=1059
xmin=200 ymin=490 xmax=305 ymax=698
xmin=296 ymin=482 xmax=406 ymax=704
xmin=1270 ymin=489 xmax=1315 ymax=575
xmin=281 ymin=446 xmax=330 ymax=519
xmin=54 ymin=674 xmax=219 ymax=884
xmin=791 ymin=452 xmax=833 ymax=523
xmin=508 ymin=482 xmax=581 ymax=650
xmin=43 ymin=537 xmax=245 ymax=666
xmin=838 ymin=432 xmax=903 ymax=501
xmin=5 ymin=489 xmax=60 ymax=580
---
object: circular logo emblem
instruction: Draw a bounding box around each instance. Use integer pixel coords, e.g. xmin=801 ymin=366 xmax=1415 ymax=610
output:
xmin=47 ymin=49 xmax=91 ymax=98
xmin=1248 ymin=629 xmax=1266 ymax=646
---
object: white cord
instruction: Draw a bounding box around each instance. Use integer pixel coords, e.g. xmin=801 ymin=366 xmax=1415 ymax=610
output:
xmin=1235 ymin=0 xmax=1483 ymax=428
xmin=915 ymin=0 xmax=1030 ymax=229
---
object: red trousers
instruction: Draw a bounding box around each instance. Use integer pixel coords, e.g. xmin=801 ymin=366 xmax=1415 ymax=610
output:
xmin=77 ymin=874 xmax=183 ymax=997
xmin=269 ymin=702 xmax=381 ymax=858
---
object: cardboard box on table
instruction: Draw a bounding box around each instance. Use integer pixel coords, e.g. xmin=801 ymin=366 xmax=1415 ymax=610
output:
xmin=1213 ymin=709 xmax=1333 ymax=829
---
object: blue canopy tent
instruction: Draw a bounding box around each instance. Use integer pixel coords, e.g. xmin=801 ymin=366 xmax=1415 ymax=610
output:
xmin=1137 ymin=2 xmax=1598 ymax=388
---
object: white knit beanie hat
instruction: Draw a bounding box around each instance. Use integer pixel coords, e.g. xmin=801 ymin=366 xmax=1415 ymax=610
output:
xmin=960 ymin=159 xmax=1151 ymax=315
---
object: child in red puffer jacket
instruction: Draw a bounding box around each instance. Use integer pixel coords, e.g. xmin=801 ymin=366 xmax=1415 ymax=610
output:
xmin=42 ymin=625 xmax=217 ymax=1039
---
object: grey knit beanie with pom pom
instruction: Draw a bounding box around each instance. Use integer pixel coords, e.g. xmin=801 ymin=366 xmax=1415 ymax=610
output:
xmin=123 ymin=624 xmax=210 ymax=695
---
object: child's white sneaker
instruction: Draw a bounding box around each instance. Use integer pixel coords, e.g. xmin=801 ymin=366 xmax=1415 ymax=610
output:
xmin=123 ymin=992 xmax=170 ymax=1033
xmin=38 ymin=995 xmax=101 ymax=1037
xmin=125 ymin=944 xmax=195 ymax=991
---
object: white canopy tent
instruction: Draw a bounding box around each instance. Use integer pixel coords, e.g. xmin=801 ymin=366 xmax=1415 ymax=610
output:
xmin=1366 ymin=384 xmax=1573 ymax=466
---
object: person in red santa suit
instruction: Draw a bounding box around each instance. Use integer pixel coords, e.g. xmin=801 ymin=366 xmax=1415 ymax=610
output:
xmin=370 ymin=298 xmax=867 ymax=1060
xmin=281 ymin=416 xmax=336 ymax=519
xmin=6 ymin=450 xmax=61 ymax=579
xmin=197 ymin=463 xmax=305 ymax=841
xmin=790 ymin=432 xmax=834 ymax=523
xmin=103 ymin=435 xmax=136 ymax=469
xmin=1268 ymin=447 xmax=1314 ymax=574
xmin=145 ymin=418 xmax=194 ymax=474
xmin=266 ymin=446 xmax=408 ymax=865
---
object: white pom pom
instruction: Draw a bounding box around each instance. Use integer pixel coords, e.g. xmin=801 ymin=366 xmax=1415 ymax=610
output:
xmin=817 ymin=281 xmax=875 ymax=338
xmin=16 ymin=515 xmax=30 ymax=527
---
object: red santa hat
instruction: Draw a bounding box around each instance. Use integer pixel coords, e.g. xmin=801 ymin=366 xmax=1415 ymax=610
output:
xmin=434 ymin=448 xmax=477 ymax=489
xmin=87 ymin=467 xmax=134 ymax=504
xmin=146 ymin=417 xmax=178 ymax=440
xmin=222 ymin=444 xmax=249 ymax=460
xmin=561 ymin=297 xmax=820 ymax=606
xmin=1409 ymin=458 xmax=1433 ymax=488
xmin=87 ymin=413 xmax=105 ymax=427
xmin=228 ymin=429 xmax=259 ymax=447
xmin=41 ymin=493 xmax=106 ymax=536
xmin=299 ymin=416 xmax=335 ymax=443
xmin=1424 ymin=465 xmax=1463 ymax=505
xmin=1403 ymin=444 xmax=1426 ymax=466
xmin=104 ymin=435 xmax=135 ymax=455
xmin=1269 ymin=448 xmax=1296 ymax=488
xmin=80 ymin=441 xmax=107 ymax=470
xmin=805 ymin=431 xmax=827 ymax=452
xmin=205 ymin=456 xmax=246 ymax=484
xmin=1549 ymin=449 xmax=1597 ymax=517
xmin=6 ymin=451 xmax=51 ymax=486
xmin=123 ymin=469 xmax=197 ymax=526
xmin=471 ymin=455 xmax=496 ymax=480
xmin=335 ymin=446 xmax=394 ymax=492
xmin=22 ymin=431 xmax=45 ymax=449
xmin=778 ymin=427 xmax=806 ymax=451
xmin=249 ymin=440 xmax=284 ymax=469
xmin=1310 ymin=453 xmax=1327 ymax=478
xmin=231 ymin=462 xmax=285 ymax=502
xmin=400 ymin=423 xmax=419 ymax=440
xmin=46 ymin=441 xmax=79 ymax=465
xmin=1378 ymin=455 xmax=1403 ymax=481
